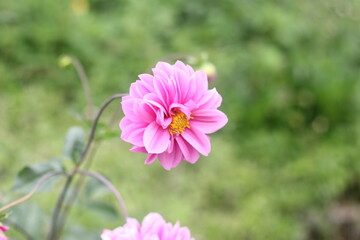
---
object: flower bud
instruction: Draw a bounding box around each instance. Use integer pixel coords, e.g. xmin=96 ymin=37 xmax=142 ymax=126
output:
xmin=58 ymin=55 xmax=72 ymax=68
xmin=71 ymin=0 xmax=89 ymax=15
xmin=198 ymin=62 xmax=217 ymax=82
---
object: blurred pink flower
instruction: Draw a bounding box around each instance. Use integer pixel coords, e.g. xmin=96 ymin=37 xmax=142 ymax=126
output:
xmin=120 ymin=61 xmax=228 ymax=170
xmin=0 ymin=225 xmax=9 ymax=240
xmin=101 ymin=213 xmax=194 ymax=240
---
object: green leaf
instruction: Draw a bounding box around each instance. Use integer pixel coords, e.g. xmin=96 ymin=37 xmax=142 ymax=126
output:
xmin=10 ymin=203 xmax=44 ymax=239
xmin=0 ymin=211 xmax=11 ymax=221
xmin=63 ymin=126 xmax=86 ymax=163
xmin=12 ymin=158 xmax=64 ymax=193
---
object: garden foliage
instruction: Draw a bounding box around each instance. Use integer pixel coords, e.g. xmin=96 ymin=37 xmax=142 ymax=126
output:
xmin=0 ymin=0 xmax=360 ymax=239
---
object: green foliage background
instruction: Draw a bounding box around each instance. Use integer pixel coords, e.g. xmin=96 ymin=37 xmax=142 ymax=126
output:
xmin=0 ymin=0 xmax=360 ymax=239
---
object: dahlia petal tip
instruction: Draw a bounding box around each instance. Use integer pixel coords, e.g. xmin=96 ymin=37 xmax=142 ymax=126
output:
xmin=145 ymin=154 xmax=157 ymax=165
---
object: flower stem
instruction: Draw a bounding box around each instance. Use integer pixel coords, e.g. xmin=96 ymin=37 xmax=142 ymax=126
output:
xmin=76 ymin=170 xmax=128 ymax=219
xmin=57 ymin=103 xmax=122 ymax=235
xmin=76 ymin=93 xmax=127 ymax=168
xmin=70 ymin=56 xmax=95 ymax=119
xmin=47 ymin=93 xmax=127 ymax=240
xmin=0 ymin=170 xmax=67 ymax=213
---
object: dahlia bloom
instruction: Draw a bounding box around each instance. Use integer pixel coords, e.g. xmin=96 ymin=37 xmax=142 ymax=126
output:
xmin=120 ymin=61 xmax=228 ymax=170
xmin=101 ymin=213 xmax=194 ymax=240
xmin=0 ymin=225 xmax=9 ymax=240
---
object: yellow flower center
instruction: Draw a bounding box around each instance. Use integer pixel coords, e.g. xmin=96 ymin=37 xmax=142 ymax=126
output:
xmin=168 ymin=110 xmax=191 ymax=135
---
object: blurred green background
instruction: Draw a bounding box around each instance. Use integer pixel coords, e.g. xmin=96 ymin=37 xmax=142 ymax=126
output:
xmin=1 ymin=0 xmax=360 ymax=239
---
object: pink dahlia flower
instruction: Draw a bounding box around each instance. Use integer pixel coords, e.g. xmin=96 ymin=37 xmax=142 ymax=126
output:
xmin=101 ymin=213 xmax=194 ymax=240
xmin=0 ymin=225 xmax=9 ymax=240
xmin=120 ymin=61 xmax=228 ymax=170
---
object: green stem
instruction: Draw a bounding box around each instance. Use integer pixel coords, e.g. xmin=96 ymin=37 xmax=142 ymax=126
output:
xmin=76 ymin=170 xmax=128 ymax=219
xmin=46 ymin=93 xmax=126 ymax=240
xmin=70 ymin=56 xmax=95 ymax=119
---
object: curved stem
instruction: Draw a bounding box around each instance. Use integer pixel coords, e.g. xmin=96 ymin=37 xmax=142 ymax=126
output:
xmin=47 ymin=93 xmax=127 ymax=240
xmin=76 ymin=93 xmax=127 ymax=169
xmin=0 ymin=171 xmax=67 ymax=213
xmin=70 ymin=56 xmax=95 ymax=119
xmin=58 ymin=103 xmax=122 ymax=235
xmin=76 ymin=170 xmax=128 ymax=219
xmin=46 ymin=176 xmax=73 ymax=240
xmin=56 ymin=143 xmax=100 ymax=237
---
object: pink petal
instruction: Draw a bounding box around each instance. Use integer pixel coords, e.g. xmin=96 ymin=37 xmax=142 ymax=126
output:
xmin=167 ymin=136 xmax=174 ymax=153
xmin=176 ymin=136 xmax=200 ymax=164
xmin=174 ymin=60 xmax=187 ymax=70
xmin=158 ymin=143 xmax=183 ymax=170
xmin=121 ymin=121 xmax=147 ymax=146
xmin=129 ymin=80 xmax=152 ymax=98
xmin=136 ymin=101 xmax=157 ymax=123
xmin=126 ymin=128 xmax=145 ymax=146
xmin=119 ymin=117 xmax=132 ymax=131
xmin=152 ymin=67 xmax=169 ymax=82
xmin=139 ymin=73 xmax=154 ymax=85
xmin=184 ymin=99 xmax=198 ymax=112
xmin=101 ymin=229 xmax=117 ymax=240
xmin=121 ymin=97 xmax=141 ymax=121
xmin=130 ymin=146 xmax=147 ymax=153
xmin=193 ymin=70 xmax=208 ymax=99
xmin=174 ymin=68 xmax=189 ymax=103
xmin=141 ymin=213 xmax=166 ymax=234
xmin=145 ymin=154 xmax=157 ymax=164
xmin=191 ymin=109 xmax=228 ymax=134
xmin=169 ymin=103 xmax=191 ymax=118
xmin=109 ymin=218 xmax=141 ymax=239
xmin=186 ymin=78 xmax=197 ymax=102
xmin=156 ymin=109 xmax=172 ymax=129
xmin=155 ymin=62 xmax=174 ymax=77
xmin=179 ymin=227 xmax=192 ymax=239
xmin=168 ymin=222 xmax=180 ymax=239
xmin=153 ymin=76 xmax=170 ymax=106
xmin=197 ymin=88 xmax=222 ymax=109
xmin=187 ymin=70 xmax=208 ymax=103
xmin=143 ymin=122 xmax=170 ymax=154
xmin=181 ymin=127 xmax=211 ymax=156
xmin=166 ymin=77 xmax=178 ymax=104
xmin=143 ymin=93 xmax=167 ymax=112
xmin=174 ymin=60 xmax=194 ymax=76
